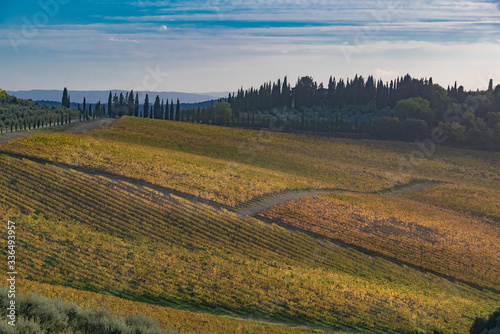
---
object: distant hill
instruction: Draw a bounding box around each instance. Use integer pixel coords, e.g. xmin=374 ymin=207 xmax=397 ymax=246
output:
xmin=33 ymin=100 xmax=219 ymax=111
xmin=7 ymin=90 xmax=229 ymax=104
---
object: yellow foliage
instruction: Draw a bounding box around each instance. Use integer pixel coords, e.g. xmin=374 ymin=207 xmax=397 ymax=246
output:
xmin=2 ymin=117 xmax=499 ymax=207
xmin=262 ymin=191 xmax=500 ymax=291
xmin=0 ymin=156 xmax=497 ymax=333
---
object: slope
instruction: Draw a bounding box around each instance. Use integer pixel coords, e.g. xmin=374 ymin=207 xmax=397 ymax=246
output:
xmin=0 ymin=155 xmax=498 ymax=333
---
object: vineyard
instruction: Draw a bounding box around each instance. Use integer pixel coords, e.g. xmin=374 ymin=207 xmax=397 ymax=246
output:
xmin=0 ymin=132 xmax=322 ymax=206
xmin=261 ymin=192 xmax=500 ymax=292
xmin=90 ymin=117 xmax=500 ymax=189
xmin=1 ymin=117 xmax=499 ymax=205
xmin=0 ymin=155 xmax=498 ymax=333
xmin=401 ymin=183 xmax=500 ymax=221
xmin=0 ymin=117 xmax=499 ymax=333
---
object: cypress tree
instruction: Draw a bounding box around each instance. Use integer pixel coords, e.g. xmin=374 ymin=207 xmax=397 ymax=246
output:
xmin=108 ymin=92 xmax=112 ymax=117
xmin=62 ymin=88 xmax=69 ymax=108
xmin=118 ymin=93 xmax=125 ymax=117
xmin=96 ymin=101 xmax=101 ymax=118
xmin=135 ymin=93 xmax=139 ymax=117
xmin=171 ymin=100 xmax=176 ymax=121
xmin=176 ymin=99 xmax=181 ymax=121
xmin=144 ymin=94 xmax=150 ymax=118
xmin=154 ymin=95 xmax=161 ymax=119
xmin=128 ymin=90 xmax=135 ymax=116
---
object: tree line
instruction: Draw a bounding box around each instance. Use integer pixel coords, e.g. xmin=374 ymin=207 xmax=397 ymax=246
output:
xmin=78 ymin=73 xmax=500 ymax=151
xmin=198 ymin=74 xmax=499 ymax=150
xmin=4 ymin=73 xmax=500 ymax=151
xmin=105 ymin=90 xmax=181 ymax=120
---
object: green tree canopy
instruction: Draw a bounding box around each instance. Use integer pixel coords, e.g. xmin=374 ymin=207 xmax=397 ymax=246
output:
xmin=393 ymin=97 xmax=435 ymax=124
xmin=215 ymin=101 xmax=232 ymax=125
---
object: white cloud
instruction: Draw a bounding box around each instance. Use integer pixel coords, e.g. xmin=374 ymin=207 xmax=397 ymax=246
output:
xmin=159 ymin=25 xmax=168 ymax=31
xmin=374 ymin=68 xmax=399 ymax=82
xmin=109 ymin=37 xmax=139 ymax=43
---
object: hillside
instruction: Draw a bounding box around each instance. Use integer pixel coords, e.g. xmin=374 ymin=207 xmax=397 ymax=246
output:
xmin=0 ymin=117 xmax=499 ymax=333
xmin=0 ymin=91 xmax=80 ymax=134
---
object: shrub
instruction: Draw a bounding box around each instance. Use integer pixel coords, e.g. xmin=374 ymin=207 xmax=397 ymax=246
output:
xmin=0 ymin=287 xmax=181 ymax=334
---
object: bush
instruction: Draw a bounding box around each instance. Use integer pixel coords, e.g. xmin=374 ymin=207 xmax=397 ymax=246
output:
xmin=470 ymin=309 xmax=500 ymax=334
xmin=0 ymin=287 xmax=184 ymax=334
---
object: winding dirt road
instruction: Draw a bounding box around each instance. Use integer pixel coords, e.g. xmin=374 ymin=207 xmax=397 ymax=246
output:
xmin=64 ymin=118 xmax=116 ymax=134
xmin=234 ymin=180 xmax=439 ymax=219
xmin=235 ymin=190 xmax=339 ymax=218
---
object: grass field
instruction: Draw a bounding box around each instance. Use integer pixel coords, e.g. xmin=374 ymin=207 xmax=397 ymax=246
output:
xmin=0 ymin=117 xmax=499 ymax=333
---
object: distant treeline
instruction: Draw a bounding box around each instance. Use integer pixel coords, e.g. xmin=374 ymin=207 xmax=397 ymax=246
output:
xmin=105 ymin=90 xmax=182 ymax=120
xmin=3 ymin=73 xmax=500 ymax=150
xmin=185 ymin=74 xmax=500 ymax=150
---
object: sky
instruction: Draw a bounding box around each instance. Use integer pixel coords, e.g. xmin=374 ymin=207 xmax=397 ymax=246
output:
xmin=0 ymin=0 xmax=499 ymax=93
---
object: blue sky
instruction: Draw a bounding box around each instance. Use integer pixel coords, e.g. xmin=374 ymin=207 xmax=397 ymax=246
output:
xmin=1 ymin=0 xmax=499 ymax=92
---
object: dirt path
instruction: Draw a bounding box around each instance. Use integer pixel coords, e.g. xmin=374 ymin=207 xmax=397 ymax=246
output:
xmin=0 ymin=132 xmax=33 ymax=145
xmin=235 ymin=180 xmax=439 ymax=218
xmin=380 ymin=180 xmax=439 ymax=195
xmin=0 ymin=118 xmax=116 ymax=145
xmin=235 ymin=190 xmax=340 ymax=219
xmin=65 ymin=118 xmax=116 ymax=134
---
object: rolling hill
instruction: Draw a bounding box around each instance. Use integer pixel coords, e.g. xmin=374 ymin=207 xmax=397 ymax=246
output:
xmin=1 ymin=117 xmax=499 ymax=333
